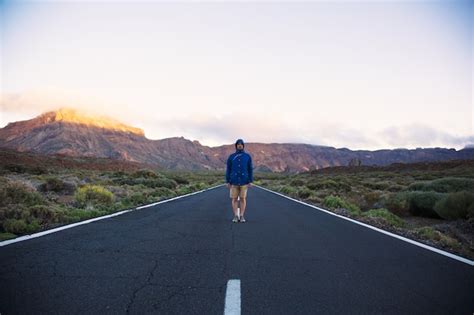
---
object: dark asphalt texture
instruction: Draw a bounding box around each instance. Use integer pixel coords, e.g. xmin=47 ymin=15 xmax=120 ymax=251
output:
xmin=1 ymin=184 xmax=473 ymax=314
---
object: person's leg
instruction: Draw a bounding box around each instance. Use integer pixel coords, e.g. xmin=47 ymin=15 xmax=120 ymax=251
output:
xmin=231 ymin=197 xmax=239 ymax=216
xmin=230 ymin=185 xmax=239 ymax=217
xmin=239 ymin=185 xmax=248 ymax=217
xmin=240 ymin=197 xmax=246 ymax=217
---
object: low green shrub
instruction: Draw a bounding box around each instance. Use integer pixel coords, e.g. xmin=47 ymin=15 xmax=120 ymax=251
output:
xmin=363 ymin=181 xmax=390 ymax=190
xmin=2 ymin=218 xmax=27 ymax=234
xmin=3 ymin=218 xmax=40 ymax=234
xmin=298 ymin=187 xmax=313 ymax=199
xmin=74 ymin=185 xmax=114 ymax=209
xmin=151 ymin=187 xmax=177 ymax=198
xmin=189 ymin=182 xmax=206 ymax=191
xmin=29 ymin=205 xmax=65 ymax=223
xmin=278 ymin=185 xmax=298 ymax=197
xmin=362 ymin=208 xmax=405 ymax=228
xmin=414 ymin=226 xmax=461 ymax=249
xmin=323 ymin=195 xmax=361 ymax=214
xmin=2 ymin=164 xmax=28 ymax=173
xmin=168 ymin=175 xmax=189 ymax=185
xmin=143 ymin=178 xmax=178 ymax=189
xmin=177 ymin=185 xmax=194 ymax=195
xmin=307 ymin=179 xmax=350 ymax=192
xmin=290 ymin=178 xmax=305 ymax=187
xmin=408 ymin=177 xmax=474 ymax=193
xmin=433 ymin=191 xmax=474 ymax=220
xmin=407 ymin=192 xmax=444 ymax=218
xmin=382 ymin=192 xmax=410 ymax=217
xmin=0 ymin=232 xmax=17 ymax=241
xmin=38 ymin=176 xmax=76 ymax=194
xmin=386 ymin=184 xmax=405 ymax=192
xmin=0 ymin=181 xmax=45 ymax=207
xmin=362 ymin=191 xmax=383 ymax=209
xmin=132 ymin=170 xmax=159 ymax=179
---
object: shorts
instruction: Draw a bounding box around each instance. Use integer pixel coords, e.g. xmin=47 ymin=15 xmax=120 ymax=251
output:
xmin=229 ymin=184 xmax=248 ymax=199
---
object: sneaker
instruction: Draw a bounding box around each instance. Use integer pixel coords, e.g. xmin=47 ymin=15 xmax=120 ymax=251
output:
xmin=239 ymin=216 xmax=246 ymax=223
xmin=232 ymin=215 xmax=239 ymax=223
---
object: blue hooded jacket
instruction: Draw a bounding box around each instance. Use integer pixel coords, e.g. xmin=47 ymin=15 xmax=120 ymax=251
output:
xmin=226 ymin=139 xmax=253 ymax=185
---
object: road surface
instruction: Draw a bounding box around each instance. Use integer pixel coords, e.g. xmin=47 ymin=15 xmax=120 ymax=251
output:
xmin=1 ymin=184 xmax=473 ymax=314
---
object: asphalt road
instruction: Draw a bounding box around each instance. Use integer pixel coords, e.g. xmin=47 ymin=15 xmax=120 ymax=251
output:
xmin=1 ymin=184 xmax=473 ymax=314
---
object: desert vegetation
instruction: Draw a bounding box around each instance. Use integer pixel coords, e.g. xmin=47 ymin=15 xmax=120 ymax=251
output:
xmin=255 ymin=160 xmax=474 ymax=260
xmin=0 ymin=149 xmax=222 ymax=241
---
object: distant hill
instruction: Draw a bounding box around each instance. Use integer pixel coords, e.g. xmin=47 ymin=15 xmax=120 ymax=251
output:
xmin=1 ymin=108 xmax=473 ymax=172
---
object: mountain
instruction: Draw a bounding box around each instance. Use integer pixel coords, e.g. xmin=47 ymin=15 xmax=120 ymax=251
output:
xmin=1 ymin=108 xmax=473 ymax=172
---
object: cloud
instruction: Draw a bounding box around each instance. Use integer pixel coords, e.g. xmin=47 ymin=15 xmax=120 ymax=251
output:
xmin=0 ymin=88 xmax=114 ymax=117
xmin=377 ymin=124 xmax=474 ymax=149
xmin=146 ymin=113 xmax=473 ymax=150
xmin=1 ymin=90 xmax=472 ymax=150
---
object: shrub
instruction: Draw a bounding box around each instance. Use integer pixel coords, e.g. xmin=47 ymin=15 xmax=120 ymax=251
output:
xmin=362 ymin=191 xmax=383 ymax=209
xmin=151 ymin=187 xmax=177 ymax=199
xmin=298 ymin=187 xmax=313 ymax=199
xmin=362 ymin=208 xmax=405 ymax=228
xmin=38 ymin=177 xmax=65 ymax=192
xmin=29 ymin=205 xmax=65 ymax=223
xmin=363 ymin=181 xmax=390 ymax=190
xmin=189 ymin=182 xmax=206 ymax=191
xmin=177 ymin=185 xmax=193 ymax=195
xmin=323 ymin=195 xmax=361 ymax=214
xmin=278 ymin=185 xmax=298 ymax=197
xmin=433 ymin=191 xmax=474 ymax=220
xmin=3 ymin=218 xmax=40 ymax=234
xmin=140 ymin=178 xmax=178 ymax=189
xmin=0 ymin=232 xmax=17 ymax=241
xmin=74 ymin=185 xmax=114 ymax=209
xmin=387 ymin=184 xmax=405 ymax=192
xmin=0 ymin=181 xmax=45 ymax=206
xmin=407 ymin=192 xmax=444 ymax=218
xmin=0 ymin=205 xmax=28 ymax=221
xmin=382 ymin=192 xmax=410 ymax=217
xmin=2 ymin=164 xmax=28 ymax=173
xmin=290 ymin=178 xmax=305 ymax=187
xmin=38 ymin=177 xmax=76 ymax=194
xmin=169 ymin=175 xmax=189 ymax=185
xmin=129 ymin=192 xmax=149 ymax=205
xmin=414 ymin=226 xmax=461 ymax=249
xmin=2 ymin=219 xmax=27 ymax=234
xmin=132 ymin=170 xmax=158 ymax=178
xmin=307 ymin=179 xmax=351 ymax=192
xmin=408 ymin=178 xmax=474 ymax=193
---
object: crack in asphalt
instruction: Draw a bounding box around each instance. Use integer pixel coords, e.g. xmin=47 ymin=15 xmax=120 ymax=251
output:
xmin=125 ymin=258 xmax=159 ymax=314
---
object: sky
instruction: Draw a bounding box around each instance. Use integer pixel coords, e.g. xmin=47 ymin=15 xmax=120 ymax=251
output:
xmin=0 ymin=0 xmax=473 ymax=150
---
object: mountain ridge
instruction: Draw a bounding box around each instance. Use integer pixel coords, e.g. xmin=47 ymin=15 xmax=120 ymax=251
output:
xmin=1 ymin=108 xmax=473 ymax=172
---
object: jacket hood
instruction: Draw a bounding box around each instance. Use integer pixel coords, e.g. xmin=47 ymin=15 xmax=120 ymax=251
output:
xmin=235 ymin=138 xmax=245 ymax=151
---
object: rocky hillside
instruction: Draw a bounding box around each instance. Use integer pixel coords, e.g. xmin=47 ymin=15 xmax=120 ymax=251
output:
xmin=1 ymin=108 xmax=473 ymax=172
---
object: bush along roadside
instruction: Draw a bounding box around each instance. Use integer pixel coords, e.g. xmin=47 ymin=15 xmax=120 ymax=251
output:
xmin=0 ymin=169 xmax=223 ymax=241
xmin=256 ymin=173 xmax=474 ymax=261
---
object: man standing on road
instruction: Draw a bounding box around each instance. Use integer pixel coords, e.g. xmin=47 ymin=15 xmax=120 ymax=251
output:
xmin=226 ymin=138 xmax=253 ymax=223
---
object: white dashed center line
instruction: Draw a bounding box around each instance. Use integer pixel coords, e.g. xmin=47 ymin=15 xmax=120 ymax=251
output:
xmin=224 ymin=279 xmax=241 ymax=315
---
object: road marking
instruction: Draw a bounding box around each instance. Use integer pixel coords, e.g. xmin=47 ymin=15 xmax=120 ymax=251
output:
xmin=0 ymin=184 xmax=225 ymax=247
xmin=224 ymin=279 xmax=241 ymax=315
xmin=255 ymin=184 xmax=474 ymax=266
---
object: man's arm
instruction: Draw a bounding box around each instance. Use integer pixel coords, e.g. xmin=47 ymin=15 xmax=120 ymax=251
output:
xmin=226 ymin=155 xmax=232 ymax=183
xmin=248 ymin=154 xmax=253 ymax=183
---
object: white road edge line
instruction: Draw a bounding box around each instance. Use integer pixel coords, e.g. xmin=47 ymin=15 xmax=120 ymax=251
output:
xmin=254 ymin=184 xmax=474 ymax=267
xmin=0 ymin=183 xmax=225 ymax=247
xmin=224 ymin=279 xmax=241 ymax=315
